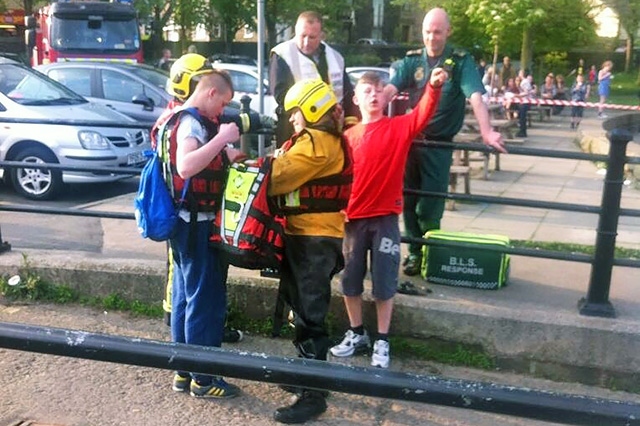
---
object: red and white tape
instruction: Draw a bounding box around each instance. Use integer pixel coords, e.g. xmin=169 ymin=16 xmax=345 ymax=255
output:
xmin=392 ymin=93 xmax=639 ymax=111
xmin=489 ymin=96 xmax=639 ymax=111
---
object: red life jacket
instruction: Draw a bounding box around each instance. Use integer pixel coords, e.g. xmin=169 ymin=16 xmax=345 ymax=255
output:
xmin=151 ymin=99 xmax=182 ymax=150
xmin=274 ymin=128 xmax=353 ymax=215
xmin=210 ymin=157 xmax=285 ymax=269
xmin=159 ymin=107 xmax=227 ymax=213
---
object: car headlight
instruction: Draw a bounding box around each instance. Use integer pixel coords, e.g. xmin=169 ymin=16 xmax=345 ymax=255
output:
xmin=78 ymin=131 xmax=111 ymax=150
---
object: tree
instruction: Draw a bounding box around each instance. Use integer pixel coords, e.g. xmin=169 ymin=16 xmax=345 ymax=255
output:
xmin=263 ymin=0 xmax=356 ymax=48
xmin=466 ymin=0 xmax=546 ymax=86
xmin=204 ymin=0 xmax=255 ymax=53
xmin=606 ymin=0 xmax=640 ymax=74
xmin=172 ymin=0 xmax=206 ymax=53
xmin=134 ymin=0 xmax=174 ymax=60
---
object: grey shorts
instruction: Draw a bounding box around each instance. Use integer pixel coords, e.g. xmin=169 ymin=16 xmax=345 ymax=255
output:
xmin=341 ymin=215 xmax=400 ymax=300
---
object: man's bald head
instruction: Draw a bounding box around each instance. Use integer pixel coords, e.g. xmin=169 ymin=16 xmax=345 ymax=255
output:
xmin=422 ymin=7 xmax=451 ymax=57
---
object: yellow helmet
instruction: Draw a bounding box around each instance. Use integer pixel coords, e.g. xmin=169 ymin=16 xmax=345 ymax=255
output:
xmin=284 ymin=79 xmax=337 ymax=124
xmin=168 ymin=53 xmax=213 ymax=101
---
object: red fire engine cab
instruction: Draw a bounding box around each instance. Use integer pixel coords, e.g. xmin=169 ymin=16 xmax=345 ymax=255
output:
xmin=31 ymin=0 xmax=142 ymax=66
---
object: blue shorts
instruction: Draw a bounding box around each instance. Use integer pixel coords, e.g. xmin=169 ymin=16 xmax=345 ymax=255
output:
xmin=341 ymin=215 xmax=400 ymax=301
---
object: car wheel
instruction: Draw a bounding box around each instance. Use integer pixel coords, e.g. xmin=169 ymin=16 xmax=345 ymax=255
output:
xmin=10 ymin=147 xmax=62 ymax=200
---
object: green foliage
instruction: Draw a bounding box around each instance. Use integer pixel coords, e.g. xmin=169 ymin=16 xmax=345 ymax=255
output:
xmin=540 ymin=51 xmax=570 ymax=76
xmin=343 ymin=52 xmax=383 ymax=67
xmin=0 ymin=254 xmax=79 ymax=303
xmin=226 ymin=303 xmax=295 ymax=338
xmin=607 ymin=72 xmax=640 ymax=106
xmin=390 ymin=337 xmax=495 ymax=369
xmin=511 ymin=240 xmax=640 ymax=260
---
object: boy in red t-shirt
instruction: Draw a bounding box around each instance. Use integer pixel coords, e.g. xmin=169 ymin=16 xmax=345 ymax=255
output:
xmin=330 ymin=68 xmax=447 ymax=368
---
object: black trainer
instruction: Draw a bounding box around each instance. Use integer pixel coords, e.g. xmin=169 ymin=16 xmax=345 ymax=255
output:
xmin=402 ymin=254 xmax=421 ymax=276
xmin=223 ymin=328 xmax=244 ymax=343
xmin=274 ymin=390 xmax=327 ymax=424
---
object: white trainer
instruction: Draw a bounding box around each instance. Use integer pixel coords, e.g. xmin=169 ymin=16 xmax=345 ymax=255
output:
xmin=330 ymin=329 xmax=371 ymax=357
xmin=371 ymin=339 xmax=390 ymax=368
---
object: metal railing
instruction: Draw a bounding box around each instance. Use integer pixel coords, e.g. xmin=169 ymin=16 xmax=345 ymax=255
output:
xmin=3 ymin=116 xmax=639 ymax=317
xmin=1 ymin=114 xmax=640 ymax=423
xmin=0 ymin=321 xmax=638 ymax=426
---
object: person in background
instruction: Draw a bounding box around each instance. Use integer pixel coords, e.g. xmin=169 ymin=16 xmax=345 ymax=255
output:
xmin=570 ymin=74 xmax=589 ymax=130
xmin=477 ymin=58 xmax=486 ymax=79
xmin=569 ymin=58 xmax=585 ymax=78
xmin=383 ymin=7 xmax=506 ymax=277
xmin=553 ymin=74 xmax=567 ymax=116
xmin=539 ymin=73 xmax=557 ymax=119
xmin=330 ymin=68 xmax=446 ymax=370
xmin=588 ymin=65 xmax=597 ymax=98
xmin=499 ymin=56 xmax=516 ymax=88
xmin=515 ymin=69 xmax=535 ymax=138
xmin=598 ymin=60 xmax=613 ymax=118
xmin=267 ymin=79 xmax=351 ymax=424
xmin=269 ymin=10 xmax=358 ymax=148
xmin=157 ymin=48 xmax=172 ymax=71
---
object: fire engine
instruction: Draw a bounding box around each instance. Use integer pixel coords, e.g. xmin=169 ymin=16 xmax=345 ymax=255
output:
xmin=0 ymin=8 xmax=25 ymax=59
xmin=30 ymin=0 xmax=143 ymax=65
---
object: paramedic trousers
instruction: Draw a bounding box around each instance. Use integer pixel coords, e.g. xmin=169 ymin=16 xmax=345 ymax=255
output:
xmin=279 ymin=234 xmax=344 ymax=361
xmin=170 ymin=218 xmax=227 ymax=384
xmin=403 ymin=142 xmax=453 ymax=257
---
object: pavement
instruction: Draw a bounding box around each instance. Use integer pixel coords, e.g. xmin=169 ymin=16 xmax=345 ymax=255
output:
xmin=1 ymin=106 xmax=640 ymax=393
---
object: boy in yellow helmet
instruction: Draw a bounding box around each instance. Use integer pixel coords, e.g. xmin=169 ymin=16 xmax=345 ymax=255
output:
xmin=267 ymin=79 xmax=352 ymax=424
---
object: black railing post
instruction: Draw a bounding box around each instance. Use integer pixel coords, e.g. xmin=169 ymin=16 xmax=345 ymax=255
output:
xmin=579 ymin=128 xmax=632 ymax=318
xmin=239 ymin=94 xmax=252 ymax=156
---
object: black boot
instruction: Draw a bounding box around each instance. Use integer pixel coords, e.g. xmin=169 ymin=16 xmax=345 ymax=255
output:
xmin=273 ymin=390 xmax=327 ymax=424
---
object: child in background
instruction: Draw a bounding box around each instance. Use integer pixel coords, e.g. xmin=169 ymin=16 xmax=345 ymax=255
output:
xmin=570 ymin=74 xmax=589 ymax=130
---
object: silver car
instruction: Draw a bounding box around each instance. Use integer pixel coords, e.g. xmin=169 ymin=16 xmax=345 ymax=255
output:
xmin=36 ymin=61 xmax=170 ymax=123
xmin=0 ymin=57 xmax=150 ymax=200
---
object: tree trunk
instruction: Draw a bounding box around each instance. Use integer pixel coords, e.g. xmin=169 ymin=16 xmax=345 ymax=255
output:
xmin=625 ymin=36 xmax=632 ymax=73
xmin=520 ymin=26 xmax=533 ymax=74
xmin=490 ymin=40 xmax=498 ymax=95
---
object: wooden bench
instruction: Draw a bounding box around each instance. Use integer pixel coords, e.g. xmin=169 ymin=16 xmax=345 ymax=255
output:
xmin=447 ymin=133 xmax=477 ymax=210
xmin=453 ymin=133 xmax=525 ymax=181
xmin=527 ymin=106 xmax=553 ymax=127
xmin=463 ymin=118 xmax=518 ymax=139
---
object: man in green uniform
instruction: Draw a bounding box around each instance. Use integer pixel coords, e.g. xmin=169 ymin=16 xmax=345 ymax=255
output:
xmin=384 ymin=7 xmax=507 ymax=276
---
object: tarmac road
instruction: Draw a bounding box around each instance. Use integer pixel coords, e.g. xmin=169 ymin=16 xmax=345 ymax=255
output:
xmin=1 ymin=302 xmax=639 ymax=426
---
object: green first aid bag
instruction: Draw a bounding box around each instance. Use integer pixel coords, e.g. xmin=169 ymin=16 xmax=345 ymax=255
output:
xmin=421 ymin=231 xmax=510 ymax=290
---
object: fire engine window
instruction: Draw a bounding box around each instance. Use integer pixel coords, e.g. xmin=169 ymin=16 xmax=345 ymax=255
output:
xmin=47 ymin=68 xmax=92 ymax=98
xmin=101 ymin=69 xmax=145 ymax=103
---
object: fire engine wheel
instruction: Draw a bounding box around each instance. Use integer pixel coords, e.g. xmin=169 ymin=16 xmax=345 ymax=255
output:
xmin=10 ymin=147 xmax=62 ymax=200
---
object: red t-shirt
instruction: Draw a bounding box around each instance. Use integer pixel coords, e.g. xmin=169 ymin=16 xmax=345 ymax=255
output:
xmin=344 ymin=83 xmax=442 ymax=220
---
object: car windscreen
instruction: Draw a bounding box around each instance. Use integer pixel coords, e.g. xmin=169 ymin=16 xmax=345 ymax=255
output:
xmin=0 ymin=63 xmax=87 ymax=105
xmin=50 ymin=15 xmax=140 ymax=53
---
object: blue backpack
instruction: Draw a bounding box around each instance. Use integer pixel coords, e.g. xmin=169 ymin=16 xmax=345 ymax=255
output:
xmin=134 ymin=150 xmax=189 ymax=241
xmin=134 ymin=109 xmax=197 ymax=241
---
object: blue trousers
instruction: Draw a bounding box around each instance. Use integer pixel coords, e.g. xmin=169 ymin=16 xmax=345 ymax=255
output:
xmin=170 ymin=218 xmax=226 ymax=384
